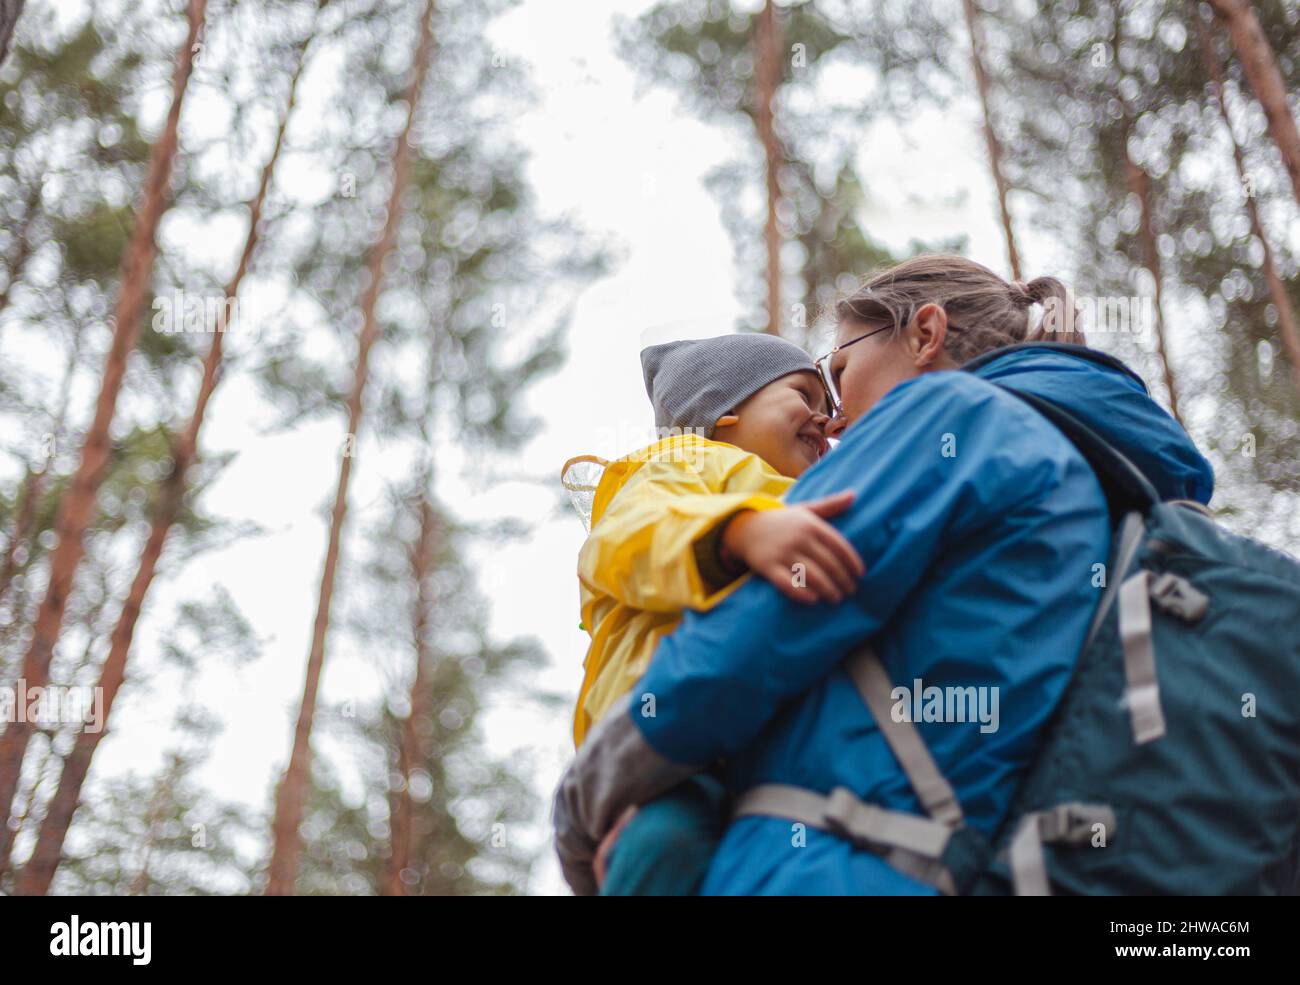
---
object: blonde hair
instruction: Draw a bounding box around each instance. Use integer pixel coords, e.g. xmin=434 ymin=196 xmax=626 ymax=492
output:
xmin=833 ymin=254 xmax=1086 ymax=364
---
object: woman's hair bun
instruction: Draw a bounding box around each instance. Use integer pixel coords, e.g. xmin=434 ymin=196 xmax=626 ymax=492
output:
xmin=1011 ymin=277 xmax=1059 ymax=306
xmin=1022 ymin=275 xmax=1086 ymax=345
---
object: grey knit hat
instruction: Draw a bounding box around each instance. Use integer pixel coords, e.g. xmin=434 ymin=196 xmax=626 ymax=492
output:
xmin=640 ymin=334 xmax=817 ymax=439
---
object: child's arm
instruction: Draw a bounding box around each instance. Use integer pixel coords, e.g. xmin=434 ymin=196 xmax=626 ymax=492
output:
xmin=578 ymin=458 xmax=782 ymax=613
xmin=578 ymin=459 xmax=863 ymax=613
xmin=718 ymin=494 xmax=865 ymax=605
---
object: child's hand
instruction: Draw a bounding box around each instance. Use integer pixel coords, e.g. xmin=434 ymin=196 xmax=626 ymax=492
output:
xmin=720 ymin=491 xmax=865 ymax=604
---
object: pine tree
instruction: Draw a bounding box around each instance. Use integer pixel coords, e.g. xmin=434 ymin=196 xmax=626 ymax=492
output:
xmin=1198 ymin=12 xmax=1300 ymax=392
xmin=291 ymin=488 xmax=546 ymax=895
xmin=617 ymin=0 xmax=960 ymax=341
xmin=248 ymin=0 xmax=603 ymax=892
xmin=0 ymin=0 xmax=22 ymax=66
xmin=0 ymin=4 xmax=159 ymax=611
xmin=11 ymin=1 xmax=328 ymax=897
xmin=961 ymin=0 xmax=1022 ymax=280
xmin=263 ymin=0 xmax=603 ymax=895
xmin=40 ymin=591 xmax=263 ymax=895
xmin=0 ymin=0 xmax=209 ymax=872
xmin=1207 ymin=0 xmax=1300 ymax=204
xmin=978 ymin=0 xmax=1300 ymax=546
xmin=265 ymin=0 xmax=440 ymax=896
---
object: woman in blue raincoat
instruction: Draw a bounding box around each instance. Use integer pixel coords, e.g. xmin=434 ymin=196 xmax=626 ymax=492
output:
xmin=553 ymin=254 xmax=1214 ymax=896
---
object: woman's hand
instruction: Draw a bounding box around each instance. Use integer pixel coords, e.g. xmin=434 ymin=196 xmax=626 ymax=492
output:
xmin=720 ymin=492 xmax=865 ymax=604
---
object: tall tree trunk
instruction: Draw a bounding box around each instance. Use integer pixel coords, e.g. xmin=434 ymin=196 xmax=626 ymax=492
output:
xmin=1123 ymin=156 xmax=1184 ymax=428
xmin=1113 ymin=7 xmax=1184 ymax=429
xmin=753 ymin=0 xmax=783 ymax=336
xmin=11 ymin=9 xmax=319 ymax=896
xmin=5 ymin=581 xmax=107 ymax=874
xmin=382 ymin=485 xmax=438 ymax=896
xmin=0 ymin=0 xmax=23 ymax=66
xmin=265 ymin=0 xmax=437 ymax=896
xmin=961 ymin=0 xmax=1021 ymax=281
xmin=0 ymin=0 xmax=207 ymax=876
xmin=1207 ymin=0 xmax=1300 ymax=205
xmin=1200 ymin=16 xmax=1300 ymax=393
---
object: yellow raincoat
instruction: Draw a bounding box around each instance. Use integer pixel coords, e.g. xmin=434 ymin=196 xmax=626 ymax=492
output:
xmin=569 ymin=432 xmax=793 ymax=747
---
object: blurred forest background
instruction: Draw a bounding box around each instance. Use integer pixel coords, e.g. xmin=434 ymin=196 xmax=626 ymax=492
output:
xmin=0 ymin=0 xmax=1296 ymax=895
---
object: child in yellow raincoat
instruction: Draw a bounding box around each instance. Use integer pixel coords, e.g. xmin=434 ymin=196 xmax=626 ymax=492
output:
xmin=561 ymin=334 xmax=864 ymax=895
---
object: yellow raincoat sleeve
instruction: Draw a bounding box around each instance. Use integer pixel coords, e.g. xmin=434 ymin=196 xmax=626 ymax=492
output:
xmin=577 ymin=453 xmax=787 ymax=614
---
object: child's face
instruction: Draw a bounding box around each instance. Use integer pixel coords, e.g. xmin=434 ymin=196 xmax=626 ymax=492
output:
xmin=713 ymin=371 xmax=831 ymax=478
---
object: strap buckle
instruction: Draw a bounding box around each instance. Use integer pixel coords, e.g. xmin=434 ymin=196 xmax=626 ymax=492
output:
xmin=823 ymin=787 xmax=866 ymax=842
xmin=1148 ymin=572 xmax=1208 ymax=622
xmin=823 ymin=787 xmax=960 ymax=895
xmin=823 ymin=786 xmax=954 ymax=855
xmin=1036 ymin=803 xmax=1117 ymax=846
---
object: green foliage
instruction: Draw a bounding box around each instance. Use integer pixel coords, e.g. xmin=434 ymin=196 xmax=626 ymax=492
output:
xmin=239 ymin=0 xmax=605 ymax=894
xmin=53 ymin=202 xmax=133 ymax=280
xmin=285 ymin=486 xmax=548 ymax=895
xmin=255 ymin=0 xmax=606 ymax=446
xmin=971 ymin=0 xmax=1300 ymax=545
xmin=50 ymin=749 xmax=260 ymax=895
xmin=619 ymin=0 xmax=960 ymax=338
xmin=33 ymin=587 xmax=266 ymax=895
xmin=0 ymin=9 xmax=157 ymax=305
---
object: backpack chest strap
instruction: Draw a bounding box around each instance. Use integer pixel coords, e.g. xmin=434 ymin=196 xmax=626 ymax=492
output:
xmin=732 ymin=783 xmax=961 ymax=895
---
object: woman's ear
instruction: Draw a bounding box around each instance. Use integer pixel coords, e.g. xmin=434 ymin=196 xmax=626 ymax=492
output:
xmin=912 ymin=303 xmax=949 ymax=367
xmin=714 ymin=414 xmax=740 ymax=429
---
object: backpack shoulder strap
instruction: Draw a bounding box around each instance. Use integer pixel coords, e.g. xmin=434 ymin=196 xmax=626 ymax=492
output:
xmin=842 ymin=647 xmax=963 ymax=826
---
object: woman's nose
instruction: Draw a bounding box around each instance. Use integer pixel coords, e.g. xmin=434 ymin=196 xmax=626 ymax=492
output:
xmin=822 ymin=415 xmax=848 ymax=439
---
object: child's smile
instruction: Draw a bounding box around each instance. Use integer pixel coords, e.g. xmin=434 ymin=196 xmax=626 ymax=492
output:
xmin=796 ymin=426 xmax=828 ymax=462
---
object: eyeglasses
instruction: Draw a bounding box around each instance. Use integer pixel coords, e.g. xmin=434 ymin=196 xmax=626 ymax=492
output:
xmin=815 ymin=319 xmax=969 ymax=420
xmin=814 ymin=325 xmax=892 ymax=420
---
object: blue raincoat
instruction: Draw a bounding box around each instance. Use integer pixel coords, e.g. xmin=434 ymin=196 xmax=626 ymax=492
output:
xmin=607 ymin=343 xmax=1214 ymax=895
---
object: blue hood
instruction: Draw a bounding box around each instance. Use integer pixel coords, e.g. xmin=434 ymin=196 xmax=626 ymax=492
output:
xmin=963 ymin=342 xmax=1215 ymax=505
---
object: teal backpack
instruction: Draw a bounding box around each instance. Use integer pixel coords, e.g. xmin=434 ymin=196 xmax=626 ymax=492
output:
xmin=968 ymin=366 xmax=1300 ymax=895
xmin=731 ymin=345 xmax=1300 ymax=894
